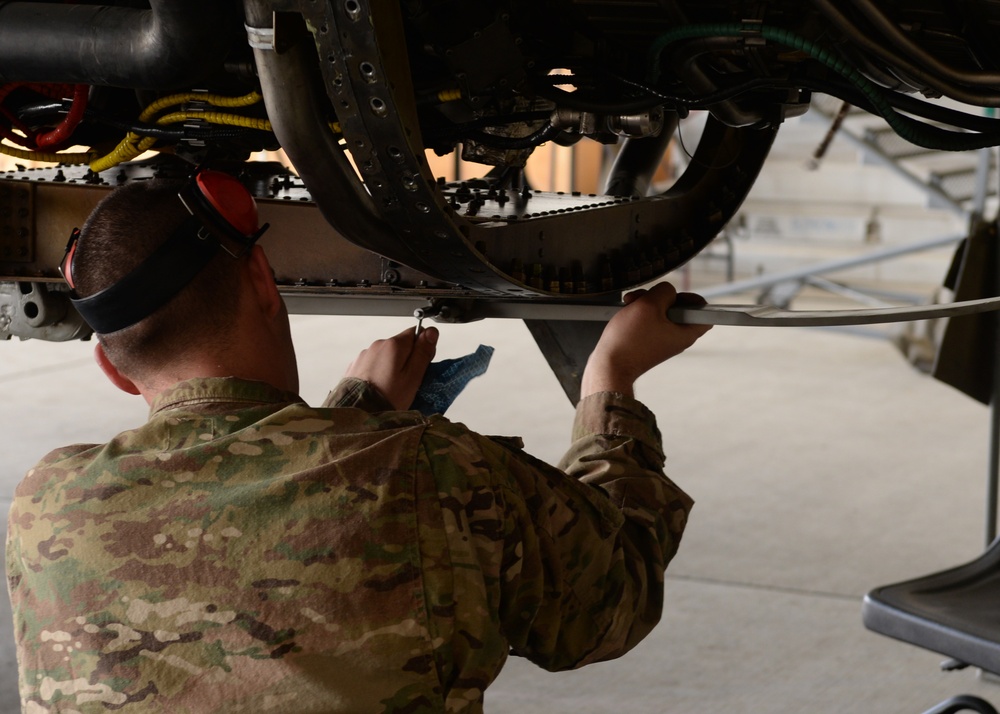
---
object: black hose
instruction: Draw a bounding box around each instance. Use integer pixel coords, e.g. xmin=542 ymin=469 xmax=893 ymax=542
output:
xmin=603 ymin=56 xmax=1000 ymax=145
xmin=808 ymin=0 xmax=1000 ymax=106
xmin=532 ymin=82 xmax=667 ymax=114
xmin=616 ymin=74 xmax=786 ymax=109
xmin=0 ymin=1 xmax=236 ymax=89
xmin=800 ymin=73 xmax=1000 ymax=136
xmin=16 ymin=101 xmax=261 ymax=141
xmin=842 ymin=0 xmax=1000 ymax=87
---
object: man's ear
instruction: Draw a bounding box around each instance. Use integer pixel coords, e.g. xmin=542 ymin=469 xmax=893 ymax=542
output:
xmin=245 ymin=245 xmax=283 ymax=319
xmin=94 ymin=343 xmax=141 ymax=395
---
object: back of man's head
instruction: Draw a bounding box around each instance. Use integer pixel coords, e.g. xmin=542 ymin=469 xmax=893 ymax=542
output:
xmin=73 ymin=179 xmax=243 ymax=382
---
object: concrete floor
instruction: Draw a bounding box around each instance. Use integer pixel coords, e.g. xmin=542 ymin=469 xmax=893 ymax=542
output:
xmin=3 ymin=309 xmax=1000 ymax=713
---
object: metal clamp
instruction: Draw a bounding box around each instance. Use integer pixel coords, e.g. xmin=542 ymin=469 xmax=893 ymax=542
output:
xmin=245 ymin=24 xmax=275 ymax=51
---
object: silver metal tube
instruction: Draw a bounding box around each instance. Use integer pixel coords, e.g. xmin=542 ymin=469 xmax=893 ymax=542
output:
xmin=990 ymin=217 xmax=1000 ymax=545
xmin=989 ymin=331 xmax=999 ymax=545
xmin=698 ymin=234 xmax=965 ymax=299
xmin=243 ymin=5 xmax=396 ymax=254
xmin=0 ymin=1 xmax=232 ymax=88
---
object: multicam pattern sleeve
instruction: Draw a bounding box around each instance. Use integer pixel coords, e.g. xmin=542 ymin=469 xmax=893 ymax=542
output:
xmin=322 ymin=376 xmax=395 ymax=412
xmin=412 ymin=390 xmax=693 ymax=702
xmin=6 ymin=378 xmax=691 ymax=713
xmin=554 ymin=392 xmax=693 ymax=664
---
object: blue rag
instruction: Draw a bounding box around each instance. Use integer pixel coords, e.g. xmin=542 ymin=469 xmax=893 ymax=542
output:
xmin=411 ymin=344 xmax=494 ymax=416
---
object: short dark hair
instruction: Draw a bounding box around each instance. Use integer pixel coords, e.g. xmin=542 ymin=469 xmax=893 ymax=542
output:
xmin=74 ymin=179 xmax=243 ymax=381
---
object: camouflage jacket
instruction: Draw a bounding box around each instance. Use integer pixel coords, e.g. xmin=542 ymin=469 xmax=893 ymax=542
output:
xmin=7 ymin=376 xmax=693 ymax=713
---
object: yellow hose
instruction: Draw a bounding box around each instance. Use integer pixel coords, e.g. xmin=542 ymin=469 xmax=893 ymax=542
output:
xmin=89 ymin=135 xmax=157 ymax=173
xmin=0 ymin=141 xmax=95 ymax=165
xmin=90 ymin=91 xmax=267 ymax=173
xmin=154 ymin=111 xmax=272 ymax=132
xmin=138 ymin=91 xmax=263 ymax=123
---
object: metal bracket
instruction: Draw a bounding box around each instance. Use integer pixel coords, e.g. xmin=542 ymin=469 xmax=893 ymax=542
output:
xmin=0 ymin=282 xmax=91 ymax=341
xmin=245 ymin=24 xmax=275 ymax=51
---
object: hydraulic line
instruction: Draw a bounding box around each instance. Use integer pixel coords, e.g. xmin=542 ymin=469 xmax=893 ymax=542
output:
xmin=138 ymin=91 xmax=264 ymax=122
xmin=804 ymin=73 xmax=1000 ymax=134
xmin=0 ymin=142 xmax=93 ymax=164
xmin=153 ymin=111 xmax=271 ymax=132
xmin=842 ymin=0 xmax=1000 ymax=88
xmin=533 ymin=81 xmax=667 ymax=114
xmin=35 ymin=84 xmax=88 ymax=148
xmin=90 ymin=134 xmax=154 ymax=172
xmin=648 ymin=23 xmax=1000 ymax=151
xmin=1 ymin=88 xmax=269 ymax=167
xmin=89 ymin=90 xmax=269 ymax=172
xmin=89 ymin=112 xmax=271 ymax=172
xmin=613 ymin=67 xmax=1000 ymax=134
xmin=612 ymin=73 xmax=785 ymax=109
xmin=18 ymin=101 xmax=254 ymax=141
xmin=2 ymin=82 xmax=89 ymax=150
xmin=809 ymin=0 xmax=1000 ymax=106
xmin=92 ymin=109 xmax=271 ymax=166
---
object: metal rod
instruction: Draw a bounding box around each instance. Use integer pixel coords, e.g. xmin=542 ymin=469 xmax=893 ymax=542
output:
xmin=698 ymin=233 xmax=964 ymax=299
xmin=978 ymin=145 xmax=997 ymax=547
xmin=802 ymin=275 xmax=896 ymax=308
xmin=972 ymin=147 xmax=993 ymax=222
xmin=805 ymin=105 xmax=970 ymax=219
xmin=989 ymin=318 xmax=999 ymax=544
xmin=990 ymin=219 xmax=1000 ymax=546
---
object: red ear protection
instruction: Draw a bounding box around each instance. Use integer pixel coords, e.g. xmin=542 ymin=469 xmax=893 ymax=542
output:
xmin=194 ymin=170 xmax=260 ymax=238
xmin=60 ymin=228 xmax=81 ymax=290
xmin=179 ymin=168 xmax=268 ymax=254
xmin=61 ymin=167 xmax=271 ymax=334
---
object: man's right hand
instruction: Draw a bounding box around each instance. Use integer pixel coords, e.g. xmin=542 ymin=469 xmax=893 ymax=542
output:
xmin=344 ymin=326 xmax=439 ymax=410
xmin=580 ymin=282 xmax=712 ymax=399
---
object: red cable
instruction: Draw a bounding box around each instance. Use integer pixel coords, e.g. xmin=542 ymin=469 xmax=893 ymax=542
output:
xmin=35 ymin=84 xmax=88 ymax=149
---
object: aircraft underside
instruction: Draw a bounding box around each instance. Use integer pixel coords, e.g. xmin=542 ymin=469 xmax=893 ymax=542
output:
xmin=3 ymin=0 xmax=1000 ymax=396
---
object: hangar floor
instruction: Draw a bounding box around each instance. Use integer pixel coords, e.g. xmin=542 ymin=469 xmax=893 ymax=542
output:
xmin=3 ymin=302 xmax=1000 ymax=713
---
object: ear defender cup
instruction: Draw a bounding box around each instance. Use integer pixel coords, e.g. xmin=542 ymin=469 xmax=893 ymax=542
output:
xmin=179 ymin=169 xmax=269 ymax=251
xmin=195 ymin=170 xmax=259 ymax=237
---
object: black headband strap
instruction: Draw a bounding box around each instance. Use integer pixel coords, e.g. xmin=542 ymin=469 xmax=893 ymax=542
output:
xmin=70 ymin=216 xmax=219 ymax=334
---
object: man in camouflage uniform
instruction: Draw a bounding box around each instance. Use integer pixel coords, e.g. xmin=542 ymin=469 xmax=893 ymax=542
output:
xmin=7 ymin=176 xmax=711 ymax=713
